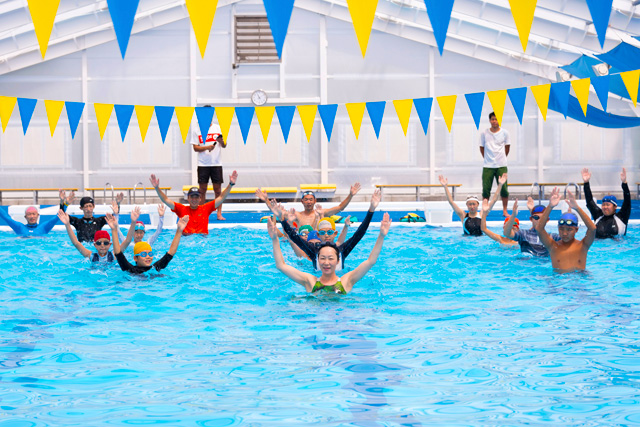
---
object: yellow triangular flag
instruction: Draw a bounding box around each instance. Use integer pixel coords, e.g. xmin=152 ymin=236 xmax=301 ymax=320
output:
xmin=487 ymin=90 xmax=508 ymax=126
xmin=44 ymin=100 xmax=64 ymax=136
xmin=621 ymin=69 xmax=640 ymax=107
xmin=298 ymin=105 xmax=317 ymax=143
xmin=27 ymin=0 xmax=61 ymax=58
xmin=530 ymin=84 xmax=551 ymax=120
xmin=345 ymin=103 xmax=366 ymax=139
xmin=216 ymin=107 xmax=234 ymax=141
xmin=346 ymin=0 xmax=379 ymax=57
xmin=255 ymin=106 xmax=275 ymax=143
xmin=393 ymin=99 xmax=413 ymax=136
xmin=571 ymin=78 xmax=591 ymax=116
xmin=508 ymin=0 xmax=537 ymax=52
xmin=94 ymin=103 xmax=114 ymax=140
xmin=135 ymin=105 xmax=154 ymax=142
xmin=185 ymin=0 xmax=219 ymax=58
xmin=175 ymin=106 xmax=195 ymax=143
xmin=436 ymin=95 xmax=457 ymax=133
xmin=0 ymin=96 xmax=17 ymax=133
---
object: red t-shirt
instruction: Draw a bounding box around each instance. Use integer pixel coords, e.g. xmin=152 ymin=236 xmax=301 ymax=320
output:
xmin=172 ymin=200 xmax=216 ymax=234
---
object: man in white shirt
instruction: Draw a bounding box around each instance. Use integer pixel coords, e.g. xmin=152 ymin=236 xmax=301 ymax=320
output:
xmin=191 ymin=105 xmax=227 ymax=220
xmin=479 ymin=112 xmax=510 ymax=216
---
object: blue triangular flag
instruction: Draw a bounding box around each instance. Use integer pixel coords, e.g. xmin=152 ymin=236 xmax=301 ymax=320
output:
xmin=550 ymin=81 xmax=571 ymax=118
xmin=413 ymin=97 xmax=433 ymax=135
xmin=154 ymin=106 xmax=174 ymax=144
xmin=591 ymin=75 xmax=610 ymax=112
xmin=275 ymin=106 xmax=295 ymax=143
xmin=424 ymin=0 xmax=455 ymax=55
xmin=195 ymin=106 xmax=216 ymax=141
xmin=106 ymin=0 xmax=140 ymax=58
xmin=366 ymin=101 xmax=386 ymax=139
xmin=235 ymin=106 xmax=255 ymax=144
xmin=65 ymin=101 xmax=85 ymax=139
xmin=17 ymin=98 xmax=37 ymax=135
xmin=585 ymin=0 xmax=613 ymax=48
xmin=114 ymin=104 xmax=134 ymax=141
xmin=464 ymin=92 xmax=484 ymax=129
xmin=318 ymin=104 xmax=338 ymax=142
xmin=507 ymin=87 xmax=527 ymax=125
xmin=263 ymin=0 xmax=294 ymax=59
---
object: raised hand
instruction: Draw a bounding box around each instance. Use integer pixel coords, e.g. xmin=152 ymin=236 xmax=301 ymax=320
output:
xmin=350 ymin=182 xmax=361 ymax=196
xmin=115 ymin=192 xmax=124 ymax=204
xmin=498 ymin=173 xmax=508 ymax=186
xmin=379 ymin=212 xmax=391 ymax=237
xmin=512 ymin=198 xmax=519 ymax=216
xmin=285 ymin=208 xmax=297 ymax=224
xmin=59 ymin=189 xmax=66 ymax=203
xmin=229 ymin=170 xmax=238 ymax=185
xmin=621 ymin=167 xmax=627 ymax=183
xmin=370 ymin=188 xmax=381 ymax=211
xmin=581 ymin=168 xmax=591 ymax=183
xmin=130 ymin=206 xmax=141 ymax=222
xmin=57 ymin=209 xmax=70 ymax=225
xmin=267 ymin=216 xmax=279 ymax=239
xmin=177 ymin=215 xmax=189 ymax=232
xmin=566 ymin=190 xmax=579 ymax=209
xmin=344 ymin=215 xmax=352 ymax=227
xmin=157 ymin=204 xmax=166 ymax=217
xmin=549 ymin=187 xmax=562 ymax=208
xmin=110 ymin=200 xmax=119 ymax=214
xmin=149 ymin=174 xmax=160 ymax=188
xmin=481 ymin=198 xmax=490 ymax=214
xmin=527 ymin=196 xmax=535 ymax=213
xmin=438 ymin=175 xmax=448 ymax=186
xmin=255 ymin=188 xmax=269 ymax=202
xmin=105 ymin=212 xmax=118 ymax=230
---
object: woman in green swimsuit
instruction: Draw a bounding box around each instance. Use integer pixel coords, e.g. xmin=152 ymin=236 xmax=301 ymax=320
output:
xmin=267 ymin=212 xmax=391 ymax=294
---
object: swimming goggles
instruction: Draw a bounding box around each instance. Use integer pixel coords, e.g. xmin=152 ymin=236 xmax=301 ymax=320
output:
xmin=94 ymin=241 xmax=111 ymax=246
xmin=317 ymin=229 xmax=336 ymax=236
xmin=136 ymin=251 xmax=153 ymax=258
xmin=558 ymin=219 xmax=578 ymax=227
xmin=531 ymin=215 xmax=541 ymax=220
xmin=301 ymin=191 xmax=315 ymax=197
xmin=299 ymin=231 xmax=310 ymax=236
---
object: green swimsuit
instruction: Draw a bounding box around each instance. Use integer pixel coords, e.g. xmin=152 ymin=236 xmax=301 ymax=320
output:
xmin=312 ymin=280 xmax=346 ymax=294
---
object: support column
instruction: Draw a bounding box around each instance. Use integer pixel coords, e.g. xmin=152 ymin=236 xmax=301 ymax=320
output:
xmin=428 ymin=49 xmax=435 ymax=189
xmin=81 ymin=50 xmax=89 ymax=193
xmin=190 ymin=29 xmax=198 ymax=186
xmin=319 ymin=16 xmax=328 ymax=184
xmin=537 ymin=109 xmax=543 ymax=183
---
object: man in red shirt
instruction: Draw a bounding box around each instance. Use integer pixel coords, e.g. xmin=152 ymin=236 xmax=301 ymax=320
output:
xmin=149 ymin=170 xmax=238 ymax=235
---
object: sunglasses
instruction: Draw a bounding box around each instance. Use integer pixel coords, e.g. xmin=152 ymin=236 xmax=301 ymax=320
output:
xmin=136 ymin=251 xmax=153 ymax=258
xmin=531 ymin=215 xmax=541 ymax=220
xmin=94 ymin=241 xmax=111 ymax=246
xmin=317 ymin=230 xmax=336 ymax=236
xmin=558 ymin=219 xmax=578 ymax=227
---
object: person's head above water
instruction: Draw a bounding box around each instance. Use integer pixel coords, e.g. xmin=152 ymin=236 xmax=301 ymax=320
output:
xmin=24 ymin=206 xmax=39 ymax=224
xmin=133 ymin=241 xmax=154 ymax=267
xmin=504 ymin=215 xmax=519 ymax=230
xmin=601 ymin=195 xmax=618 ymax=216
xmin=297 ymin=224 xmax=313 ymax=241
xmin=529 ymin=205 xmax=546 ymax=226
xmin=186 ymin=187 xmax=202 ymax=209
xmin=466 ymin=195 xmax=480 ymax=214
xmin=301 ymin=190 xmax=316 ymax=212
xmin=558 ymin=212 xmax=579 ymax=243
xmin=317 ymin=242 xmax=340 ymax=274
xmin=80 ymin=196 xmax=95 ymax=218
xmin=134 ymin=221 xmax=146 ymax=242
xmin=317 ymin=217 xmax=336 ymax=242
xmin=307 ymin=230 xmax=321 ymax=244
xmin=93 ymin=230 xmax=111 ymax=257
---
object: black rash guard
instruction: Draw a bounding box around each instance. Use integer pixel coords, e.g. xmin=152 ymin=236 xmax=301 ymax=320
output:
xmin=115 ymin=252 xmax=173 ymax=274
xmin=584 ymin=181 xmax=631 ymax=239
xmin=282 ymin=209 xmax=375 ymax=270
xmin=463 ymin=213 xmax=482 ymax=236
xmin=60 ymin=202 xmax=108 ymax=242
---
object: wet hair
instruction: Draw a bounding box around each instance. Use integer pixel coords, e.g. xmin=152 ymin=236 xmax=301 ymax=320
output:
xmin=318 ymin=241 xmax=340 ymax=258
xmin=489 ymin=112 xmax=496 ymax=120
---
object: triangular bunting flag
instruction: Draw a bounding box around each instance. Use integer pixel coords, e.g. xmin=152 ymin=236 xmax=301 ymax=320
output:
xmin=297 ymin=105 xmax=317 ymax=143
xmin=530 ymin=84 xmax=551 ymax=120
xmin=620 ymin=69 xmax=640 ymax=107
xmin=216 ymin=107 xmax=235 ymax=142
xmin=65 ymin=101 xmax=84 ymax=138
xmin=275 ymin=106 xmax=296 ymax=143
xmin=135 ymin=105 xmax=154 ymax=142
xmin=44 ymin=100 xmax=64 ymax=136
xmin=591 ymin=75 xmax=610 ymax=112
xmin=235 ymin=106 xmax=255 ymax=144
xmin=464 ymin=92 xmax=484 ymax=129
xmin=571 ymin=78 xmax=591 ymax=116
xmin=114 ymin=104 xmax=134 ymax=141
xmin=413 ymin=97 xmax=433 ymax=135
xmin=346 ymin=0 xmax=379 ymax=57
xmin=95 ymin=103 xmax=114 ymax=141
xmin=154 ymin=106 xmax=174 ymax=144
xmin=318 ymin=104 xmax=338 ymax=141
xmin=26 ymin=0 xmax=61 ymax=58
xmin=345 ymin=103 xmax=366 ymax=139
xmin=255 ymin=106 xmax=275 ymax=143
xmin=0 ymin=96 xmax=17 ymax=133
xmin=424 ymin=0 xmax=455 ymax=55
xmin=392 ymin=99 xmax=413 ymax=136
xmin=508 ymin=0 xmax=537 ymax=52
xmin=175 ymin=107 xmax=194 ymax=143
xmin=195 ymin=106 xmax=216 ymax=143
xmin=585 ymin=0 xmax=613 ymax=48
xmin=487 ymin=90 xmax=508 ymax=126
xmin=106 ymin=0 xmax=140 ymax=59
xmin=507 ymin=87 xmax=527 ymax=125
xmin=366 ymin=101 xmax=386 ymax=139
xmin=550 ymin=81 xmax=570 ymax=118
xmin=17 ymin=98 xmax=38 ymax=135
xmin=263 ymin=0 xmax=294 ymax=59
xmin=436 ymin=95 xmax=456 ymax=132
xmin=185 ymin=0 xmax=219 ymax=58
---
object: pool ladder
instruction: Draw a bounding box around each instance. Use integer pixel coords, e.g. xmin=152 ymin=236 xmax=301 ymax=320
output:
xmin=103 ymin=183 xmax=114 ymax=204
xmin=132 ymin=182 xmax=147 ymax=204
xmin=564 ymin=182 xmax=581 ymax=199
xmin=530 ymin=183 xmax=543 ymax=203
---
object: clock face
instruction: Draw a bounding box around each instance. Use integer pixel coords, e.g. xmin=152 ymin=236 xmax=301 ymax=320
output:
xmin=251 ymin=90 xmax=267 ymax=106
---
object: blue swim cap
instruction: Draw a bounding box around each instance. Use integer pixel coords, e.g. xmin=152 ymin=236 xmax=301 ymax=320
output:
xmin=559 ymin=212 xmax=579 ymax=227
xmin=307 ymin=231 xmax=320 ymax=241
xmin=602 ymin=195 xmax=618 ymax=207
xmin=532 ymin=205 xmax=546 ymax=214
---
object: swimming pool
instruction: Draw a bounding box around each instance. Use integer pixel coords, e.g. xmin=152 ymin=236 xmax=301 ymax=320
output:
xmin=1 ymin=225 xmax=640 ymax=426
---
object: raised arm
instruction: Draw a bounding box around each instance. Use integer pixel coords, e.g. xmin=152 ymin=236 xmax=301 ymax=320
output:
xmin=213 ymin=170 xmax=238 ymax=209
xmin=150 ymin=173 xmax=175 ymax=210
xmin=336 ymin=216 xmax=351 ymax=246
xmin=119 ymin=206 xmax=141 ymax=251
xmin=439 ymin=175 xmax=465 ymax=221
xmin=105 ymin=213 xmax=121 ymax=255
xmin=0 ymin=206 xmax=28 ymax=234
xmin=482 ymin=199 xmax=511 ymax=244
xmin=37 ymin=211 xmax=61 ymax=234
xmin=503 ymin=198 xmax=519 ymax=239
xmin=268 ymin=217 xmax=314 ymax=291
xmin=581 ymin=168 xmax=601 ymax=219
xmin=535 ymin=187 xmax=560 ymax=250
xmin=147 ymin=204 xmax=165 ymax=246
xmin=255 ymin=188 xmax=279 ymax=216
xmin=323 ymin=182 xmax=361 ymax=217
xmin=58 ymin=210 xmax=91 ymax=257
xmin=167 ymin=215 xmax=189 ymax=256
xmin=619 ymin=167 xmax=631 ymax=224
xmin=566 ymin=191 xmax=596 ymax=250
xmin=339 ymin=189 xmax=381 ymax=265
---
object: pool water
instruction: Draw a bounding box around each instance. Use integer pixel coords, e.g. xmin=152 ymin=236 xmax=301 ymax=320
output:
xmin=1 ymin=225 xmax=640 ymax=426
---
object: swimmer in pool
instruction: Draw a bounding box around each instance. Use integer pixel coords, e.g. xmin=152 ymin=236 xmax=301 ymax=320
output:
xmin=582 ymin=167 xmax=631 ymax=239
xmin=267 ymin=213 xmax=391 ymax=294
xmin=536 ymin=187 xmax=596 ymax=272
xmin=0 ymin=190 xmax=71 ymax=237
xmin=439 ymin=175 xmax=482 ymax=236
xmin=480 ymin=173 xmax=517 ymax=246
xmin=285 ymin=217 xmax=351 ymax=260
xmin=118 ymin=204 xmax=166 ymax=251
xmin=61 ymin=192 xmax=124 ymax=242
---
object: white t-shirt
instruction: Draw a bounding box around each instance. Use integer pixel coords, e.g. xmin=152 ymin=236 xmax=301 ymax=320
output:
xmin=191 ymin=123 xmax=223 ymax=167
xmin=479 ymin=128 xmax=510 ymax=168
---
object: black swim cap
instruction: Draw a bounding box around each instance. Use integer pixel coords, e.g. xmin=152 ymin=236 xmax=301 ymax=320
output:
xmin=80 ymin=196 xmax=94 ymax=207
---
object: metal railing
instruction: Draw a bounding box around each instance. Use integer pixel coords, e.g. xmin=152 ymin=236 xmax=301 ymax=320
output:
xmin=103 ymin=182 xmax=114 ymax=205
xmin=132 ymin=182 xmax=147 ymax=204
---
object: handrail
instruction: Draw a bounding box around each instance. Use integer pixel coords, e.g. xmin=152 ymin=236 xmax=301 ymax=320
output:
xmin=132 ymin=182 xmax=146 ymax=204
xmin=103 ymin=182 xmax=114 ymax=205
xmin=530 ymin=182 xmax=542 ymax=202
xmin=564 ymin=182 xmax=581 ymax=199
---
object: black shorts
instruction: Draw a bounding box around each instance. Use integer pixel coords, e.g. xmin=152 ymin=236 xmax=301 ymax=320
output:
xmin=197 ymin=166 xmax=224 ymax=185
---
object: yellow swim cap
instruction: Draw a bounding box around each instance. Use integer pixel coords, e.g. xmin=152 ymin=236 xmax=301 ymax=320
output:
xmin=317 ymin=217 xmax=336 ymax=230
xmin=134 ymin=241 xmax=152 ymax=255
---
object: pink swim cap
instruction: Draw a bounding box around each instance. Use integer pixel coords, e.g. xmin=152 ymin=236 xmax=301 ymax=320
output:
xmin=25 ymin=206 xmax=38 ymax=214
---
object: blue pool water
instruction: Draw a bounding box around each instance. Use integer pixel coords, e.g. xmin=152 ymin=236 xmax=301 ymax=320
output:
xmin=1 ymin=225 xmax=640 ymax=426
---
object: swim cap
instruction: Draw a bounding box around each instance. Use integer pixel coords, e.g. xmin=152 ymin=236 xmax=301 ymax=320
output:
xmin=80 ymin=196 xmax=94 ymax=207
xmin=94 ymin=230 xmax=110 ymax=242
xmin=25 ymin=206 xmax=38 ymax=214
xmin=307 ymin=231 xmax=320 ymax=242
xmin=298 ymin=224 xmax=313 ymax=234
xmin=466 ymin=195 xmax=480 ymax=204
xmin=602 ymin=195 xmax=618 ymax=207
xmin=317 ymin=217 xmax=336 ymax=230
xmin=559 ymin=212 xmax=579 ymax=227
xmin=134 ymin=221 xmax=145 ymax=231
xmin=187 ymin=187 xmax=200 ymax=197
xmin=134 ymin=241 xmax=152 ymax=255
xmin=532 ymin=205 xmax=546 ymax=214
xmin=504 ymin=216 xmax=520 ymax=228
